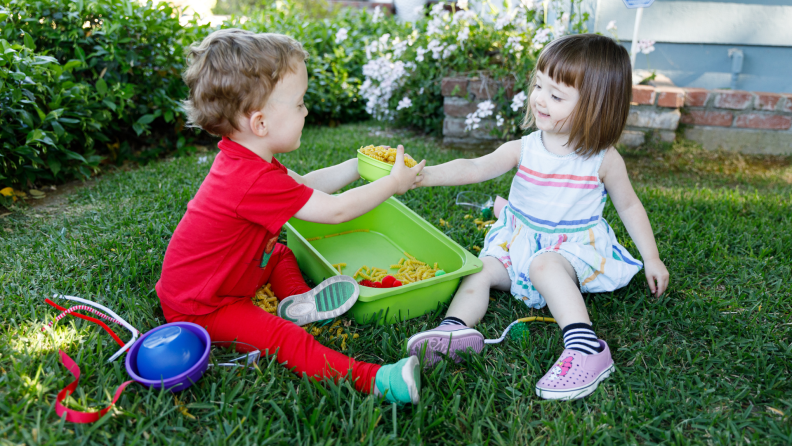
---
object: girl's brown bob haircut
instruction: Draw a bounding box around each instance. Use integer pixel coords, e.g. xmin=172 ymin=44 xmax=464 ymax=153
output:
xmin=182 ymin=29 xmax=309 ymax=136
xmin=522 ymin=34 xmax=632 ymax=158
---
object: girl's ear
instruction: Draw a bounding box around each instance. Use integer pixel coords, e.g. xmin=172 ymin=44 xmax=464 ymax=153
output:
xmin=248 ymin=110 xmax=268 ymax=138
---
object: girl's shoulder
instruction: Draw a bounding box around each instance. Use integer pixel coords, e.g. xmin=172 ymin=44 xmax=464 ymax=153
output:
xmin=597 ymin=146 xmax=626 ymax=182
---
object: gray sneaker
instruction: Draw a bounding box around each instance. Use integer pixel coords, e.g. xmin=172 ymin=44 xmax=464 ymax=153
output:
xmin=277 ymin=275 xmax=359 ymax=326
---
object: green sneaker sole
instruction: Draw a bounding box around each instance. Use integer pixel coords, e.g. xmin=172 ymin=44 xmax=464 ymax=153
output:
xmin=277 ymin=276 xmax=359 ymax=326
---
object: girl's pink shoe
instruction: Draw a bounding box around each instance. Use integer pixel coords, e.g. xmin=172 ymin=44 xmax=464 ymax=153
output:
xmin=535 ymin=340 xmax=615 ymax=400
xmin=407 ymin=324 xmax=484 ymax=367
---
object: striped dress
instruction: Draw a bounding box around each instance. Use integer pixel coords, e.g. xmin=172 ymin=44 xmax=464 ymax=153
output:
xmin=480 ymin=131 xmax=643 ymax=309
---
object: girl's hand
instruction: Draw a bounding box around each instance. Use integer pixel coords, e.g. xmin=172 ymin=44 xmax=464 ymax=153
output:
xmin=644 ymin=257 xmax=669 ymax=297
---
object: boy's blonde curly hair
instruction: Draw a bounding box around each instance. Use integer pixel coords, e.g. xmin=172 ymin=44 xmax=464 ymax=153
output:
xmin=182 ymin=29 xmax=309 ymax=136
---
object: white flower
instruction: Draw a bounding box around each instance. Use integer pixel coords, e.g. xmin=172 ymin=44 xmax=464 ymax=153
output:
xmin=458 ymin=0 xmax=469 ymax=9
xmin=442 ymin=44 xmax=458 ymax=59
xmin=505 ymin=36 xmax=524 ymax=54
xmin=452 ymin=10 xmax=476 ymax=24
xmin=638 ymin=39 xmax=655 ymax=55
xmin=416 ymin=47 xmax=428 ymax=62
xmin=465 ymin=113 xmax=480 ymax=131
xmin=392 ymin=38 xmax=408 ymax=58
xmin=457 ymin=26 xmax=470 ymax=44
xmin=477 ymin=100 xmax=495 ymax=117
xmin=371 ymin=6 xmax=382 ymax=23
xmin=427 ymin=39 xmax=446 ymax=60
xmin=496 ymin=114 xmax=504 ymax=127
xmin=397 ymin=97 xmax=413 ymax=110
xmin=360 ymin=57 xmax=409 ymax=120
xmin=465 ymin=100 xmax=496 ymax=132
xmin=427 ymin=19 xmax=443 ymax=35
xmin=197 ymin=155 xmax=209 ymax=164
xmin=335 ymin=28 xmax=348 ymax=44
xmin=606 ymin=20 xmax=617 ymax=32
xmin=430 ymin=3 xmax=446 ymax=18
xmin=520 ymin=0 xmax=536 ymax=8
xmin=495 ymin=14 xmax=512 ymax=30
xmin=533 ymin=28 xmax=551 ymax=49
xmin=418 ymin=87 xmax=424 ymax=95
xmin=511 ymin=91 xmax=527 ymax=112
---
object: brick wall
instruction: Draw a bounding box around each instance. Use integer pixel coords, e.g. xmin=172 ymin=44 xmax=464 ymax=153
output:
xmin=441 ymin=76 xmax=792 ymax=155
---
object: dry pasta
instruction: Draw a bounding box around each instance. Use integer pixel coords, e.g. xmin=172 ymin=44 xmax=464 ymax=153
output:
xmin=252 ymin=283 xmax=278 ymax=315
xmin=353 ymin=252 xmax=441 ymax=286
xmin=360 ymin=145 xmax=417 ymax=167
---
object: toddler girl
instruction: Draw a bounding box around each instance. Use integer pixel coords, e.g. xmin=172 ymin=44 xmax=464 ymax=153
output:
xmin=407 ymin=34 xmax=669 ymax=400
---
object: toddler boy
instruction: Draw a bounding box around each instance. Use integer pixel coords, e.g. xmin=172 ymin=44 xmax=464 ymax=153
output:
xmin=156 ymin=29 xmax=424 ymax=404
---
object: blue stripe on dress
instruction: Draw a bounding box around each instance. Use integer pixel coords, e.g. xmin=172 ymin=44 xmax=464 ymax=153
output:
xmin=612 ymin=245 xmax=643 ymax=267
xmin=509 ymin=201 xmax=600 ymax=228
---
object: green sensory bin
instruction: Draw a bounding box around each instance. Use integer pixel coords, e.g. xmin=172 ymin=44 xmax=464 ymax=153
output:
xmin=285 ymin=198 xmax=483 ymax=325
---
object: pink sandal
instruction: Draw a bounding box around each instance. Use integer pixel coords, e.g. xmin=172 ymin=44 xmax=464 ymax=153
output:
xmin=535 ymin=340 xmax=615 ymax=400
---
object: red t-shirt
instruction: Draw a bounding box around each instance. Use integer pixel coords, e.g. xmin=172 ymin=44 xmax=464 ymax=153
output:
xmin=156 ymin=137 xmax=314 ymax=315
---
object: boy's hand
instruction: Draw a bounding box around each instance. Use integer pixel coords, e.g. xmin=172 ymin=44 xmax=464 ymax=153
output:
xmin=644 ymin=257 xmax=669 ymax=297
xmin=388 ymin=145 xmax=426 ymax=194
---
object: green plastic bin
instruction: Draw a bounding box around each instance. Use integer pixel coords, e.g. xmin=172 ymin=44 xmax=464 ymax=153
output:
xmin=285 ymin=198 xmax=483 ymax=325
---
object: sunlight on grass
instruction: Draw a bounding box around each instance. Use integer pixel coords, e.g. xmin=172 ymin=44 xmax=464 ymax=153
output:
xmin=9 ymin=322 xmax=89 ymax=355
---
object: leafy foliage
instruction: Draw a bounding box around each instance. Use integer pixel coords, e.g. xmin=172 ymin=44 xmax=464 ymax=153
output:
xmin=0 ymin=0 xmax=211 ymax=187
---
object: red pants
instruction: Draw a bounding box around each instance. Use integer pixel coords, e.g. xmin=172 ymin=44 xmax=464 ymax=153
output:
xmin=161 ymin=243 xmax=380 ymax=393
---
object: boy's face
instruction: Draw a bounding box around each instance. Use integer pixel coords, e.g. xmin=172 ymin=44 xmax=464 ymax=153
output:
xmin=262 ymin=60 xmax=309 ymax=154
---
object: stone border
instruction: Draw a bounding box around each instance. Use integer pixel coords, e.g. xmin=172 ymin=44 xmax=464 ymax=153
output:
xmin=441 ymin=77 xmax=792 ymax=154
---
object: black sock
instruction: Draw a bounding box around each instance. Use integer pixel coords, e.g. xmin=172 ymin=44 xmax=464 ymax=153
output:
xmin=440 ymin=316 xmax=467 ymax=327
xmin=562 ymin=322 xmax=603 ymax=355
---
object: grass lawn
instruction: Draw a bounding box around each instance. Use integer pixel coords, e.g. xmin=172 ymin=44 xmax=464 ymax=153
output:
xmin=1 ymin=122 xmax=791 ymax=445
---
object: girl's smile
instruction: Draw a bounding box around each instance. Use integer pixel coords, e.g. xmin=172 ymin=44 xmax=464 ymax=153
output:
xmin=529 ymin=69 xmax=580 ymax=136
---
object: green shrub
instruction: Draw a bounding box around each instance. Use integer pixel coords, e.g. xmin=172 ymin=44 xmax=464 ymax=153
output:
xmin=0 ymin=36 xmax=105 ymax=185
xmin=0 ymin=0 xmax=210 ymax=187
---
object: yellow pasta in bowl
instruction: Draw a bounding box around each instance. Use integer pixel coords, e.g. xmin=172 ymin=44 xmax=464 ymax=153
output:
xmin=357 ymin=145 xmax=418 ymax=181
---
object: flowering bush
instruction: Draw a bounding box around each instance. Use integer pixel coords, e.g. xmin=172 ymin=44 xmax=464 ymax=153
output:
xmin=361 ymin=0 xmax=590 ymax=138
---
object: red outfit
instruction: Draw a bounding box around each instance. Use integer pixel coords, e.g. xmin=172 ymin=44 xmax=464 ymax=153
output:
xmin=156 ymin=137 xmax=380 ymax=392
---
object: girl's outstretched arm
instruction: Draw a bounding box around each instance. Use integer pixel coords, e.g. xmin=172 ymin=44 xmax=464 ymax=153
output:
xmin=416 ymin=139 xmax=521 ymax=187
xmin=599 ymin=148 xmax=670 ymax=297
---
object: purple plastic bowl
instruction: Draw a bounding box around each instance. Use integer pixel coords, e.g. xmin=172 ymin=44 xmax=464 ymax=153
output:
xmin=125 ymin=322 xmax=211 ymax=392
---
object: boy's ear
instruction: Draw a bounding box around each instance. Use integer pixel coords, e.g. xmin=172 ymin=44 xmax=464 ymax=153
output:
xmin=248 ymin=110 xmax=268 ymax=138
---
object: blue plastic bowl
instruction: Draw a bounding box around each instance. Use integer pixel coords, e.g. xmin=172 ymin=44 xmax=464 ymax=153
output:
xmin=125 ymin=322 xmax=210 ymax=392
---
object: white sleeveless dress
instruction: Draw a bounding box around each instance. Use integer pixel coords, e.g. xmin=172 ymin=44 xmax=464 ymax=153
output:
xmin=479 ymin=131 xmax=643 ymax=309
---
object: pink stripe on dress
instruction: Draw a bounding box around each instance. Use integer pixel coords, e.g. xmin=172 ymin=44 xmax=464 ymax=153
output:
xmin=516 ymin=171 xmax=598 ymax=189
xmin=519 ymin=165 xmax=598 ymax=182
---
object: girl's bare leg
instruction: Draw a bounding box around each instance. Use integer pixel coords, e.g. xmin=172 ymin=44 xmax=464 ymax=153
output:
xmin=407 ymin=256 xmax=510 ymax=366
xmin=528 ymin=252 xmax=590 ymax=328
xmin=446 ymin=256 xmax=511 ymax=326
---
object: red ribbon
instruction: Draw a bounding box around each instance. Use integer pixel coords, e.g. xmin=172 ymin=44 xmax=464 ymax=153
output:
xmin=44 ymin=298 xmax=126 ymax=348
xmin=55 ymin=350 xmax=135 ymax=423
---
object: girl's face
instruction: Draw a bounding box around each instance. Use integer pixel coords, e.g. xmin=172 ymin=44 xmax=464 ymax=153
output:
xmin=529 ymin=69 xmax=580 ymax=135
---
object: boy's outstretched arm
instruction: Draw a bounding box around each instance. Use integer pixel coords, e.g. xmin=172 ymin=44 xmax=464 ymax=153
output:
xmin=288 ymin=159 xmax=359 ymax=194
xmin=416 ymin=140 xmax=521 ymax=187
xmin=294 ymin=145 xmax=425 ymax=225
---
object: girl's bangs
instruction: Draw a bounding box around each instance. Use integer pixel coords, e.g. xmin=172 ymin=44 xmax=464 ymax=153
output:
xmin=535 ymin=42 xmax=585 ymax=89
